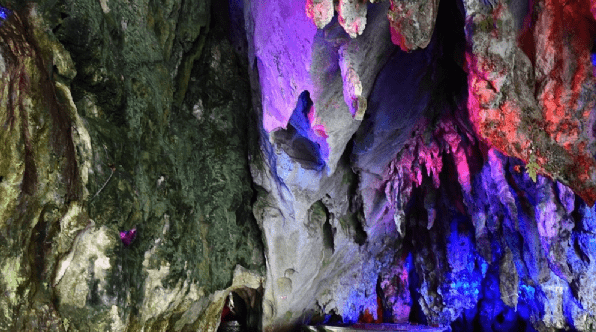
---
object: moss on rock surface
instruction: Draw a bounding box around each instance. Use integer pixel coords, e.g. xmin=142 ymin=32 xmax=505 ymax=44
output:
xmin=0 ymin=0 xmax=263 ymax=330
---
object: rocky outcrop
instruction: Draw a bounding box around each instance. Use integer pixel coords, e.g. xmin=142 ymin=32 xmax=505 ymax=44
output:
xmin=249 ymin=0 xmax=394 ymax=174
xmin=248 ymin=0 xmax=596 ymax=330
xmin=387 ymin=0 xmax=441 ymax=51
xmin=245 ymin=0 xmax=403 ymax=329
xmin=3 ymin=0 xmax=596 ymax=331
xmin=0 ymin=1 xmax=263 ymax=330
xmin=465 ymin=0 xmax=596 ymax=205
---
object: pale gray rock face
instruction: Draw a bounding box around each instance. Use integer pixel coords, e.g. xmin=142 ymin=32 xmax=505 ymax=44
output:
xmin=250 ymin=143 xmax=403 ymax=329
xmin=53 ymin=224 xmax=126 ymax=330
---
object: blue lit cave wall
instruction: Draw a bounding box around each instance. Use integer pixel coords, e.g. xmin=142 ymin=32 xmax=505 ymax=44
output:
xmin=395 ymin=147 xmax=596 ymax=332
xmin=249 ymin=0 xmax=596 ymax=329
xmin=2 ymin=0 xmax=596 ymax=331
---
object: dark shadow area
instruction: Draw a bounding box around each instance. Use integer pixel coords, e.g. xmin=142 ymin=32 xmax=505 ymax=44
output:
xmin=322 ymin=216 xmax=335 ymax=254
xmin=272 ymin=91 xmax=326 ymax=171
xmin=351 ymin=0 xmax=468 ymax=177
xmin=219 ymin=288 xmax=264 ymax=332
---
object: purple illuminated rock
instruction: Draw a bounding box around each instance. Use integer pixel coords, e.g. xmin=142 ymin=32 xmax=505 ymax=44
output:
xmin=245 ymin=5 xmax=398 ymax=321
xmin=247 ymin=22 xmax=396 ymax=331
xmin=379 ymin=254 xmax=411 ymax=322
xmin=249 ymin=0 xmax=392 ymax=173
xmin=556 ymin=181 xmax=575 ymax=215
xmin=249 ymin=0 xmax=317 ymax=134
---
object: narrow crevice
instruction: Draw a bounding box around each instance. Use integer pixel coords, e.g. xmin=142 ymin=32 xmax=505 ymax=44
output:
xmin=343 ymin=138 xmax=368 ymax=245
xmin=321 ymin=204 xmax=335 ymax=254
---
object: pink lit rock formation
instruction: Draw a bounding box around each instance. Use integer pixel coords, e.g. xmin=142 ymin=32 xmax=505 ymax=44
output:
xmin=306 ymin=0 xmax=334 ymax=29
xmin=337 ymin=0 xmax=368 ymax=38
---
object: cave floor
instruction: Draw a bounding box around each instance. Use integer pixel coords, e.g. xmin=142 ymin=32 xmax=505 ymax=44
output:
xmin=303 ymin=323 xmax=450 ymax=332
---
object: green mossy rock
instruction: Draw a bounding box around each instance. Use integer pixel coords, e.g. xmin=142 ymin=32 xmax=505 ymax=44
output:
xmin=0 ymin=0 xmax=264 ymax=330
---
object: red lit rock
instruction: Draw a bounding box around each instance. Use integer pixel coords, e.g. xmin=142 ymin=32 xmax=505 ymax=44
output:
xmin=465 ymin=1 xmax=596 ymax=205
xmin=533 ymin=0 xmax=596 ymax=204
xmin=465 ymin=2 xmax=535 ymax=164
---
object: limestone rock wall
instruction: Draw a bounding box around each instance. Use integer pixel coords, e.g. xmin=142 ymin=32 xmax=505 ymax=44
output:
xmin=0 ymin=1 xmax=263 ymax=331
xmin=2 ymin=0 xmax=596 ymax=331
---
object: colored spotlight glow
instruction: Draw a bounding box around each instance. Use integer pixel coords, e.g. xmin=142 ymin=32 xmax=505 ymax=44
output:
xmin=0 ymin=6 xmax=10 ymax=21
xmin=120 ymin=228 xmax=137 ymax=247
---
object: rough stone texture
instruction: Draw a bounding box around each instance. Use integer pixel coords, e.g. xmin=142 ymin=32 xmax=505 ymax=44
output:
xmin=387 ymin=0 xmax=441 ymax=51
xmin=306 ymin=0 xmax=334 ymax=29
xmin=249 ymin=0 xmax=394 ymax=174
xmin=297 ymin=0 xmax=596 ymax=330
xmin=4 ymin=0 xmax=596 ymax=331
xmin=379 ymin=253 xmax=412 ymax=322
xmin=244 ymin=1 xmax=405 ymax=330
xmin=465 ymin=0 xmax=596 ymax=205
xmin=533 ymin=0 xmax=596 ymax=204
xmin=249 ymin=132 xmax=400 ymax=330
xmin=305 ymin=0 xmax=451 ymax=52
xmin=0 ymin=1 xmax=264 ymax=331
xmin=352 ymin=0 xmax=468 ymax=240
xmin=378 ymin=131 xmax=596 ymax=331
xmin=305 ymin=0 xmax=369 ymax=39
xmin=0 ymin=9 xmax=86 ymax=330
xmin=337 ymin=0 xmax=368 ymax=38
